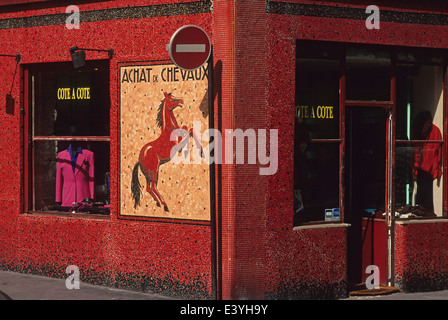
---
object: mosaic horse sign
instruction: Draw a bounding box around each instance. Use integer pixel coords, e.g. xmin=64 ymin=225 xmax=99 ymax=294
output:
xmin=131 ymin=92 xmax=203 ymax=211
xmin=119 ymin=62 xmax=211 ymax=221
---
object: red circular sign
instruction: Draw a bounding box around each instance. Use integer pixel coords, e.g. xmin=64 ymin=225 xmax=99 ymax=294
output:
xmin=168 ymin=25 xmax=211 ymax=71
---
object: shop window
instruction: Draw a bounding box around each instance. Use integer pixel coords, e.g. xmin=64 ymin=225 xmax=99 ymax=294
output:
xmin=395 ymin=64 xmax=444 ymax=218
xmin=294 ymin=43 xmax=447 ymax=224
xmin=25 ymin=61 xmax=110 ymax=215
xmin=294 ymin=57 xmax=340 ymax=225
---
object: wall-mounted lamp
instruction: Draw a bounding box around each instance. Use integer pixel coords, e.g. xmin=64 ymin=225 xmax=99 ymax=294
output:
xmin=69 ymin=46 xmax=113 ymax=69
xmin=0 ymin=54 xmax=20 ymax=63
xmin=0 ymin=54 xmax=21 ymax=115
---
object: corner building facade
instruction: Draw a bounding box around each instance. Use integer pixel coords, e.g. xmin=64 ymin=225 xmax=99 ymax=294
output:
xmin=1 ymin=0 xmax=448 ymax=299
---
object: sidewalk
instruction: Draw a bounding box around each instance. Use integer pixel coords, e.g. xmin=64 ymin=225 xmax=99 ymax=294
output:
xmin=0 ymin=270 xmax=174 ymax=300
xmin=2 ymin=269 xmax=448 ymax=300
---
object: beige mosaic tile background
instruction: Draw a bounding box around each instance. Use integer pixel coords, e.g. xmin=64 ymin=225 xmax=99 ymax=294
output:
xmin=119 ymin=63 xmax=210 ymax=221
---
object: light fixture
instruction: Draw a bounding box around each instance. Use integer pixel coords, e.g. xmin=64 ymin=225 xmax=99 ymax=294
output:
xmin=0 ymin=54 xmax=20 ymax=63
xmin=69 ymin=46 xmax=114 ymax=69
xmin=0 ymin=54 xmax=21 ymax=114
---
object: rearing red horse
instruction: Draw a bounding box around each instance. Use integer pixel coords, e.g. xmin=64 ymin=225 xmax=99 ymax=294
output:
xmin=131 ymin=92 xmax=203 ymax=211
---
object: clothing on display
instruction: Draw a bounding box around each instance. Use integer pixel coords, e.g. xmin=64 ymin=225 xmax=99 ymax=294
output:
xmin=413 ymin=123 xmax=442 ymax=180
xmin=413 ymin=122 xmax=442 ymax=213
xmin=56 ymin=144 xmax=95 ymax=207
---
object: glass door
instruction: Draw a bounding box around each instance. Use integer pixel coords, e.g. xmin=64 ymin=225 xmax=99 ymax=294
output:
xmin=344 ymin=48 xmax=395 ymax=288
xmin=345 ymin=106 xmax=389 ymax=286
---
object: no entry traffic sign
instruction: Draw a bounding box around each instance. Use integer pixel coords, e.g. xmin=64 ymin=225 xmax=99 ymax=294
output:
xmin=167 ymin=25 xmax=211 ymax=71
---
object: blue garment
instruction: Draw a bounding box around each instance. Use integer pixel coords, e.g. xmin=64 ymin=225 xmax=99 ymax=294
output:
xmin=68 ymin=144 xmax=83 ymax=173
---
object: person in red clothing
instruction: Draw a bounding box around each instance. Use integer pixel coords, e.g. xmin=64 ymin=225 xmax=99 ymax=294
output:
xmin=412 ymin=111 xmax=442 ymax=213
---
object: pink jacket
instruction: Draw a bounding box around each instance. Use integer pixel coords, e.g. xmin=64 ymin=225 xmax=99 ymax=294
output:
xmin=56 ymin=148 xmax=95 ymax=206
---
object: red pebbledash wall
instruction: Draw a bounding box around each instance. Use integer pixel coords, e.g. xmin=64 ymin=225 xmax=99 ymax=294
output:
xmin=0 ymin=0 xmax=215 ymax=299
xmin=2 ymin=0 xmax=448 ymax=300
xmin=265 ymin=0 xmax=448 ymax=298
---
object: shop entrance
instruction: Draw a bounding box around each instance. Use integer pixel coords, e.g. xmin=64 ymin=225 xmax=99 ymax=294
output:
xmin=296 ymin=42 xmax=448 ymax=293
xmin=346 ymin=106 xmax=390 ymax=286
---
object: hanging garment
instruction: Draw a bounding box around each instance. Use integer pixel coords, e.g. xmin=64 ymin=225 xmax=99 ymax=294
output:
xmin=56 ymin=145 xmax=95 ymax=206
xmin=413 ymin=123 xmax=442 ymax=180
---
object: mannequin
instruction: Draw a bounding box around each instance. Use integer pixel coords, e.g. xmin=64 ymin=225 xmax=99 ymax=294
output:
xmin=56 ymin=143 xmax=95 ymax=207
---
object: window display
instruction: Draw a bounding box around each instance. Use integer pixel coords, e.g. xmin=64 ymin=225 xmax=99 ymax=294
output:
xmin=294 ymin=43 xmax=447 ymax=226
xmin=26 ymin=61 xmax=110 ymax=215
xmin=395 ymin=64 xmax=444 ymax=218
xmin=56 ymin=143 xmax=95 ymax=206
